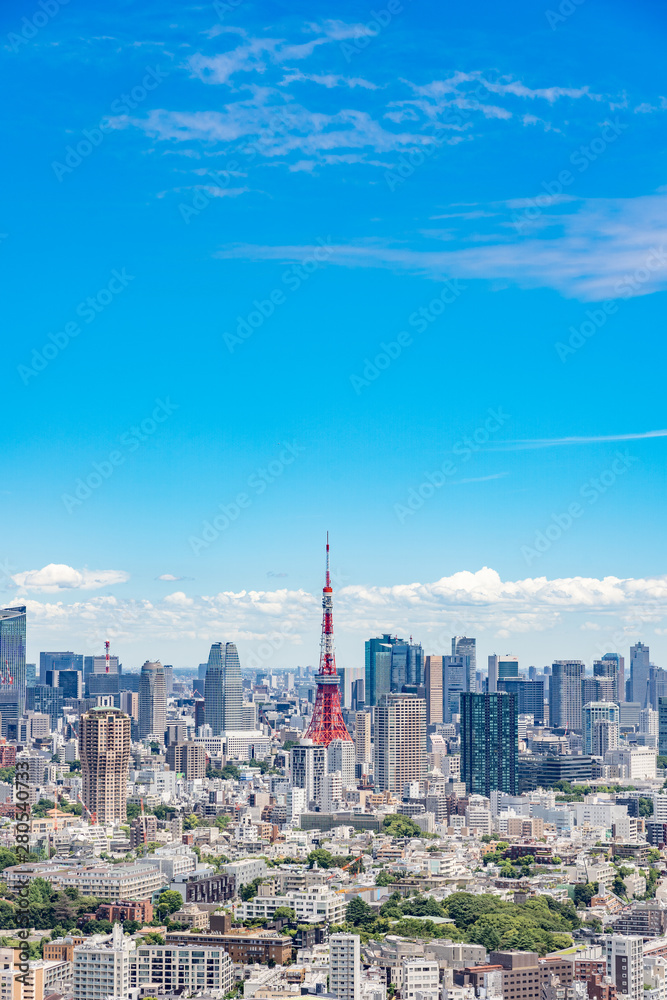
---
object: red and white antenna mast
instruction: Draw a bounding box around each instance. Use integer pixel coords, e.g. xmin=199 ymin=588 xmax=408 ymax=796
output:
xmin=105 ymin=640 xmax=110 ymax=674
xmin=304 ymin=534 xmax=352 ymax=746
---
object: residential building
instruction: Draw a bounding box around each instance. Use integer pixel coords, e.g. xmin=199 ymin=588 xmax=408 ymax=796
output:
xmin=354 ymin=711 xmax=371 ymax=766
xmin=238 ymin=885 xmax=346 ymax=924
xmin=129 ymin=942 xmax=233 ymax=993
xmin=424 ymin=655 xmax=444 ymax=725
xmin=138 ymin=660 xmax=167 ymax=738
xmin=79 ymin=706 xmax=131 ymax=823
xmin=330 ymin=933 xmax=361 ymax=1000
xmin=402 ymin=958 xmax=440 ymax=1000
xmin=222 ymin=858 xmax=267 ymax=889
xmin=291 ymin=739 xmax=328 ymax=807
xmin=460 ymin=692 xmax=518 ymax=795
xmin=166 ymin=741 xmax=206 ymax=779
xmin=165 ymin=928 xmax=292 ymax=965
xmin=328 ymin=738 xmax=355 ymax=785
xmin=374 ymin=693 xmax=427 ymax=793
xmin=72 ymin=925 xmax=135 ymax=1000
xmin=606 ymin=936 xmax=643 ymax=1000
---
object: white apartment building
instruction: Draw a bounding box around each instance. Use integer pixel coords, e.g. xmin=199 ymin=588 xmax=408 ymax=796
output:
xmin=401 ymin=959 xmax=440 ymax=1000
xmin=328 ymin=739 xmax=356 ymax=785
xmin=223 ymin=857 xmax=267 ymax=888
xmin=56 ymin=862 xmax=167 ymax=900
xmin=73 ymin=925 xmax=136 ymax=1000
xmin=606 ymin=935 xmax=644 ymax=1000
xmin=129 ymin=943 xmax=233 ymax=993
xmin=239 ymin=885 xmax=346 ymax=924
xmin=465 ymin=803 xmax=491 ymax=835
xmin=322 ymin=771 xmax=344 ymax=812
xmin=605 ymin=747 xmax=656 ymax=780
xmin=142 ymin=845 xmax=197 ymax=880
xmin=330 ymin=933 xmax=361 ymax=1000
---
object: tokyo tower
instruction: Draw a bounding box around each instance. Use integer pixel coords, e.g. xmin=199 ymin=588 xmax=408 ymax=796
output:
xmin=304 ymin=536 xmax=352 ymax=746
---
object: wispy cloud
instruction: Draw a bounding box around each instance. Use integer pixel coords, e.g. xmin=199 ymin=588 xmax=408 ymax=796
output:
xmin=492 ymin=429 xmax=667 ymax=450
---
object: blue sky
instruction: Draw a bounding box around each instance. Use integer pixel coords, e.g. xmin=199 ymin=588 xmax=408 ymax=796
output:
xmin=3 ymin=0 xmax=667 ymax=671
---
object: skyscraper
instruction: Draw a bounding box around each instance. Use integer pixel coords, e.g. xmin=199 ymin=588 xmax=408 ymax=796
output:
xmin=497 ymin=678 xmax=545 ymax=724
xmin=0 ymin=606 xmax=26 ymax=714
xmin=40 ymin=650 xmax=84 ymax=683
xmin=138 ymin=660 xmax=167 ymax=738
xmin=452 ymin=636 xmax=476 ymax=691
xmin=365 ymin=634 xmax=423 ymax=706
xmin=581 ymin=676 xmax=615 ymax=706
xmin=549 ymin=660 xmax=585 ymax=731
xmin=442 ymin=655 xmax=467 ymax=723
xmin=583 ymin=701 xmax=620 ymax=755
xmin=205 ymin=643 xmax=225 ymax=735
xmin=460 ymin=691 xmax=518 ymax=796
xmin=630 ymin=643 xmax=650 ymax=707
xmin=204 ymin=641 xmax=244 ymax=735
xmin=374 ymin=693 xmax=426 ymax=792
xmin=354 ymin=711 xmax=371 ymax=768
xmin=594 ymin=654 xmax=623 ymax=703
xmin=79 ymin=707 xmax=131 ymax=823
xmin=424 ymin=655 xmax=443 ymax=725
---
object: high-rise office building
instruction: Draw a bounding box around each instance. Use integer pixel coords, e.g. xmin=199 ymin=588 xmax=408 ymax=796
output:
xmin=460 ymin=691 xmax=518 ymax=796
xmin=549 ymin=660 xmax=585 ymax=731
xmin=487 ymin=654 xmax=518 ymax=693
xmin=497 ymin=678 xmax=545 ymax=724
xmin=26 ymin=684 xmax=63 ymax=728
xmin=424 ymin=655 xmax=443 ymax=725
xmin=594 ymin=654 xmax=623 ymax=703
xmin=138 ymin=660 xmax=167 ymax=738
xmin=84 ymin=653 xmax=120 ymax=676
xmin=0 ymin=606 xmax=26 ymax=714
xmin=649 ymin=666 xmax=667 ymax=711
xmin=581 ymin=676 xmax=615 ymax=706
xmin=46 ymin=668 xmax=83 ymax=700
xmin=374 ymin=693 xmax=426 ymax=793
xmin=442 ymin=655 xmax=467 ymax=723
xmin=329 ymin=933 xmax=361 ymax=1000
xmin=40 ymin=650 xmax=84 ymax=683
xmin=204 ymin=641 xmax=243 ymax=735
xmin=630 ymin=643 xmax=651 ymax=707
xmin=163 ymin=664 xmax=174 ymax=696
xmin=583 ymin=701 xmax=620 ymax=755
xmin=79 ymin=707 xmax=131 ymax=823
xmin=452 ymin=636 xmax=476 ymax=691
xmin=354 ymin=711 xmax=371 ymax=766
xmin=365 ymin=634 xmax=423 ymax=706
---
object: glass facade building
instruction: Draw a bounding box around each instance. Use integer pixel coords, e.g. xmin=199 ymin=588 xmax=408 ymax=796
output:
xmin=204 ymin=641 xmax=243 ymax=735
xmin=0 ymin=606 xmax=27 ymax=715
xmin=497 ymin=678 xmax=545 ymax=723
xmin=364 ymin=634 xmax=424 ymax=706
xmin=460 ymin=691 xmax=518 ymax=795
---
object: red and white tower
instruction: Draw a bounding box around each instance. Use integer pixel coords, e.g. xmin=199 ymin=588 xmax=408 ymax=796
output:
xmin=304 ymin=536 xmax=352 ymax=746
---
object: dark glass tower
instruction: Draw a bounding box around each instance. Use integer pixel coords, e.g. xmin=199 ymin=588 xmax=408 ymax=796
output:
xmin=460 ymin=691 xmax=518 ymax=795
xmin=204 ymin=641 xmax=243 ymax=734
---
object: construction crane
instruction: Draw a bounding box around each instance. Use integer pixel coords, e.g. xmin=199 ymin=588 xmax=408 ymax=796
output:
xmin=77 ymin=792 xmax=97 ymax=825
xmin=326 ymin=853 xmax=364 ymax=881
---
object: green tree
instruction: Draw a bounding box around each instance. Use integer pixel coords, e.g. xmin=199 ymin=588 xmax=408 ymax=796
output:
xmin=573 ymin=882 xmax=599 ymax=908
xmin=308 ymin=849 xmax=337 ymax=869
xmin=638 ymin=797 xmax=654 ymax=818
xmin=346 ymin=897 xmax=375 ymax=928
xmin=157 ymin=890 xmax=185 ymax=915
xmin=239 ymin=878 xmax=263 ymax=902
xmin=273 ymin=907 xmax=296 ymax=921
xmin=382 ymin=814 xmax=423 ymax=838
xmin=375 ymin=870 xmax=396 ymax=887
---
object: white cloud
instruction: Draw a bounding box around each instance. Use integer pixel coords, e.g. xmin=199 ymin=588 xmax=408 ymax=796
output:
xmin=13 ymin=569 xmax=667 ymax=652
xmin=492 ymin=429 xmax=667 ymax=450
xmin=12 ymin=564 xmax=129 ymax=593
xmin=213 ymin=194 xmax=667 ymax=301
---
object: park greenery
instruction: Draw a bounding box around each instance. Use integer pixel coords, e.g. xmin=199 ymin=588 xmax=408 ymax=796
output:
xmin=339 ymin=891 xmax=577 ymax=954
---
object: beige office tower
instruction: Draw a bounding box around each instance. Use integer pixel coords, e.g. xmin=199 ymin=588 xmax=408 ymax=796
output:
xmin=138 ymin=660 xmax=167 ymax=738
xmin=424 ymin=655 xmax=444 ymax=725
xmin=354 ymin=711 xmax=371 ymax=765
xmin=374 ymin=693 xmax=426 ymax=792
xmin=79 ymin=707 xmax=131 ymax=823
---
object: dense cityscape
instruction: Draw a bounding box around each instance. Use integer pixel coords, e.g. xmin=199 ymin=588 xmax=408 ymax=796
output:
xmin=2 ymin=547 xmax=667 ymax=1000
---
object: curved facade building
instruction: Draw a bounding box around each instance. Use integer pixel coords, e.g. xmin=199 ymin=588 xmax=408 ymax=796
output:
xmin=204 ymin=641 xmax=243 ymax=735
xmin=138 ymin=660 xmax=167 ymax=738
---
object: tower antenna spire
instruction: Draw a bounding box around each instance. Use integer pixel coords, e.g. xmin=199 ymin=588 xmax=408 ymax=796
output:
xmin=304 ymin=535 xmax=352 ymax=746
